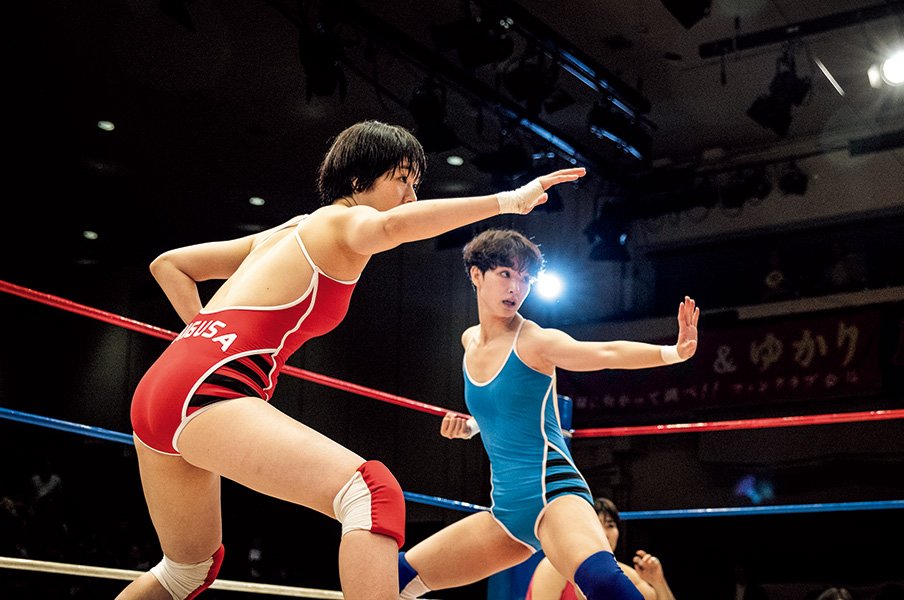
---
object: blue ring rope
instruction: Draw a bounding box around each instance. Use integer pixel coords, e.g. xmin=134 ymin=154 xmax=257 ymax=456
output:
xmin=3 ymin=407 xmax=901 ymax=518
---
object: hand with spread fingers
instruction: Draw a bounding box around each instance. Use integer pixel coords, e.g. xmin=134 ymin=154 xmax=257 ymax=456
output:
xmin=675 ymin=296 xmax=700 ymax=360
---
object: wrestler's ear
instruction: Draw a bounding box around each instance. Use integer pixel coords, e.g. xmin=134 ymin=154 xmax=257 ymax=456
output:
xmin=469 ymin=266 xmax=482 ymax=287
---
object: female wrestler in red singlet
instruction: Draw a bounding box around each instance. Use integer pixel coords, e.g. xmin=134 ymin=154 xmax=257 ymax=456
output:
xmin=116 ymin=120 xmax=586 ymax=600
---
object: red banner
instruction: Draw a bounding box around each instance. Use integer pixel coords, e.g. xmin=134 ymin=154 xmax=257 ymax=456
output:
xmin=559 ymin=307 xmax=885 ymax=423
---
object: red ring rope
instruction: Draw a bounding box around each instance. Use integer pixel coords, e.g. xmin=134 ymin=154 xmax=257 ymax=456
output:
xmin=3 ymin=278 xmax=901 ymax=435
xmin=0 ymin=279 xmax=453 ymax=418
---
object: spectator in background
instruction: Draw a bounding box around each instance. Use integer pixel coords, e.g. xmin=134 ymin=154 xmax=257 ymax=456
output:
xmin=813 ymin=587 xmax=854 ymax=600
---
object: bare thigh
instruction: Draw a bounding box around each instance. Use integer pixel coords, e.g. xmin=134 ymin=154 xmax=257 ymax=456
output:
xmin=134 ymin=438 xmax=222 ymax=563
xmin=406 ymin=511 xmax=533 ymax=590
xmin=537 ymin=495 xmax=612 ymax=581
xmin=177 ymin=397 xmax=367 ymax=517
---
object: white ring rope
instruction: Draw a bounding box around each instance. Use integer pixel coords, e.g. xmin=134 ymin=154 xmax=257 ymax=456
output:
xmin=0 ymin=556 xmax=344 ymax=598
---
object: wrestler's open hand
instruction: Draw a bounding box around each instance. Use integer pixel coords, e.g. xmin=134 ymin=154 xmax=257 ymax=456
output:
xmin=675 ymin=295 xmax=699 ymax=360
xmin=440 ymin=412 xmax=473 ymax=440
xmin=498 ymin=168 xmax=587 ymax=214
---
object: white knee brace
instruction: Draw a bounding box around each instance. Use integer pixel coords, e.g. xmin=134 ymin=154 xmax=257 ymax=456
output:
xmin=150 ymin=544 xmax=224 ymax=599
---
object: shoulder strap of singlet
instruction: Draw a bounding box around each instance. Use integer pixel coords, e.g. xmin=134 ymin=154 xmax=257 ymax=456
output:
xmin=257 ymin=214 xmax=307 ymax=245
xmin=510 ymin=317 xmax=526 ymax=351
xmin=293 ymin=222 xmax=319 ymax=273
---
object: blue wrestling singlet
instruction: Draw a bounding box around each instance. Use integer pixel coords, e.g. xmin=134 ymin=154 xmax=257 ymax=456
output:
xmin=463 ymin=321 xmax=593 ymax=551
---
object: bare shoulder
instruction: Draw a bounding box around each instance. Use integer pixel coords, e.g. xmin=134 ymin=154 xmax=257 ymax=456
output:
xmin=461 ymin=325 xmax=479 ymax=349
xmin=515 ymin=320 xmax=559 ymax=373
xmin=303 ymin=204 xmax=382 ymax=243
xmin=518 ymin=319 xmax=563 ymax=346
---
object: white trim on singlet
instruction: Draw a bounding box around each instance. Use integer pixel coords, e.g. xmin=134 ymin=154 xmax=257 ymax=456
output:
xmin=464 ymin=319 xmax=526 ymax=387
xmin=293 ymin=225 xmax=360 ymax=285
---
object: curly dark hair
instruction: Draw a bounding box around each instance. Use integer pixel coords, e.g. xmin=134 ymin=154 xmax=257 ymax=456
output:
xmin=462 ymin=229 xmax=544 ymax=279
xmin=317 ymin=120 xmax=427 ymax=205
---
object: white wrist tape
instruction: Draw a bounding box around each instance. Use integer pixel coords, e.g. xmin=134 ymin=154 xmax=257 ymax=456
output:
xmin=497 ymin=179 xmax=544 ymax=214
xmin=660 ymin=344 xmax=685 ymax=365
xmin=465 ymin=417 xmax=480 ymax=439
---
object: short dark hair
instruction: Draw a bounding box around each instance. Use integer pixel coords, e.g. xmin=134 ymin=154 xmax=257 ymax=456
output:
xmin=594 ymin=497 xmax=621 ymax=527
xmin=462 ymin=229 xmax=544 ymax=279
xmin=317 ymin=120 xmax=427 ymax=205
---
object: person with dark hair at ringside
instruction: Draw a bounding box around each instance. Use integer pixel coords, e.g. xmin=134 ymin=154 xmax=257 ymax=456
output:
xmin=116 ymin=122 xmax=586 ymax=600
xmin=397 ymin=229 xmax=699 ymax=600
xmin=814 ymin=587 xmax=854 ymax=600
xmin=526 ymin=497 xmax=677 ymax=600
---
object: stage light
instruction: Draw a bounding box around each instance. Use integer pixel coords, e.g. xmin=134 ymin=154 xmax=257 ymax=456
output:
xmin=869 ymin=49 xmax=904 ymax=88
xmin=747 ymin=44 xmax=811 ymax=137
xmin=536 ymin=271 xmax=564 ymax=300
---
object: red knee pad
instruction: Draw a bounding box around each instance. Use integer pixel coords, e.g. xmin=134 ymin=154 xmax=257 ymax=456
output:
xmin=185 ymin=544 xmax=224 ymax=600
xmin=358 ymin=460 xmax=405 ymax=547
xmin=152 ymin=544 xmax=224 ymax=600
xmin=333 ymin=460 xmax=406 ymax=548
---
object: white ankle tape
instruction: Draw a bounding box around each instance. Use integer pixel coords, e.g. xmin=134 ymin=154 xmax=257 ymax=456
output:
xmin=400 ymin=575 xmax=431 ymax=599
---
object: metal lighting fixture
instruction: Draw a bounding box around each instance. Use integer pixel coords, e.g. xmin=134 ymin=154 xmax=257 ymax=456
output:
xmin=747 ymin=44 xmax=811 ymax=137
xmin=587 ymin=102 xmax=652 ymax=161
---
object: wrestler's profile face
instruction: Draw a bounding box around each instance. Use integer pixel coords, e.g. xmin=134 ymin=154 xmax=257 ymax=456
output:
xmin=473 ymin=265 xmax=532 ymax=315
xmin=599 ymin=513 xmax=620 ymax=550
xmin=362 ymin=163 xmax=419 ymax=210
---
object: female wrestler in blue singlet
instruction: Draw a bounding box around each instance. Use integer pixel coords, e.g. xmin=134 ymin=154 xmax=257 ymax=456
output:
xmin=398 ymin=229 xmax=700 ymax=600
